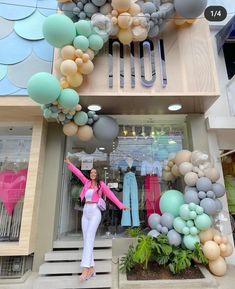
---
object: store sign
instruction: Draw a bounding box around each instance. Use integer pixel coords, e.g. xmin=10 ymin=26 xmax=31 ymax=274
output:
xmin=108 ymin=39 xmax=167 ymax=88
xmin=81 ymin=157 xmax=93 ymax=170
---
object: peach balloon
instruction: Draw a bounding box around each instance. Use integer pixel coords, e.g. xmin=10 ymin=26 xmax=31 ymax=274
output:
xmin=67 ymin=73 xmax=83 ymax=88
xmin=220 ymin=242 xmax=233 ymax=257
xmin=78 ymin=60 xmax=94 ymax=75
xmin=112 ymin=0 xmax=131 ymax=13
xmin=86 ymin=48 xmax=95 ymax=60
xmin=118 ymin=28 xmax=133 ymax=45
xmin=128 ymin=3 xmax=141 ymax=15
xmin=221 ymin=236 xmax=228 ymax=244
xmin=63 ymin=122 xmax=78 ymax=136
xmin=204 ymin=168 xmax=220 ymax=182
xmin=60 ymin=78 xmax=69 ymax=89
xmin=75 ymin=49 xmax=83 ymax=58
xmin=82 ymin=54 xmax=89 ymax=63
xmin=118 ymin=13 xmax=132 ymax=29
xmin=214 ymin=235 xmax=222 ymax=244
xmin=199 ymin=228 xmax=214 ymax=244
xmin=77 ymin=125 xmax=93 ymax=141
xmin=61 ymin=45 xmax=76 ymax=60
xmin=220 ymin=244 xmax=227 ymax=253
xmin=209 ymin=256 xmax=227 ymax=276
xmin=186 ymin=19 xmax=197 ymax=24
xmin=60 ymin=60 xmax=77 ymax=76
xmin=203 ymin=241 xmax=220 ymax=261
xmin=174 ymin=150 xmax=192 ymax=166
xmin=174 ymin=19 xmax=186 ymax=26
xmin=54 ymin=58 xmax=63 ymax=72
xmin=75 ymin=104 xmax=82 ymax=111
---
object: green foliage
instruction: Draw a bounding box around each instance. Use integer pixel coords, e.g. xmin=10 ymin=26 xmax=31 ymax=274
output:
xmin=119 ymin=245 xmax=136 ymax=273
xmin=126 ymin=227 xmax=141 ymax=237
xmin=193 ymin=242 xmax=209 ymax=265
xmin=152 ymin=235 xmax=172 ymax=265
xmin=168 ymin=247 xmax=193 ymax=274
xmin=133 ymin=235 xmax=153 ymax=270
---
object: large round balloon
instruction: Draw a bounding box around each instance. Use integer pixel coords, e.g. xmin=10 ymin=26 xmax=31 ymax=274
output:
xmin=77 ymin=125 xmax=93 ymax=141
xmin=93 ymin=116 xmax=119 ymax=141
xmin=160 ymin=190 xmax=184 ymax=217
xmin=43 ymin=14 xmax=76 ymax=48
xmin=174 ymin=0 xmax=208 ymax=19
xmin=27 ymin=73 xmax=61 ymax=104
xmin=183 ymin=234 xmax=200 ymax=250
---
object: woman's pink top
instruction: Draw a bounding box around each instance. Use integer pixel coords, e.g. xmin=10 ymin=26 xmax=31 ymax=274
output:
xmin=67 ymin=163 xmax=125 ymax=210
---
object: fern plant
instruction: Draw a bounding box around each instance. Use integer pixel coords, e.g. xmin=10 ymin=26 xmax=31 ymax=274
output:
xmin=126 ymin=227 xmax=141 ymax=237
xmin=152 ymin=235 xmax=172 ymax=265
xmin=133 ymin=235 xmax=153 ymax=270
xmin=169 ymin=247 xmax=193 ymax=274
xmin=119 ymin=245 xmax=136 ymax=273
xmin=192 ymin=242 xmax=209 ymax=265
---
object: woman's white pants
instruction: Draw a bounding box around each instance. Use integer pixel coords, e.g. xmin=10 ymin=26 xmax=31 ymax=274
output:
xmin=81 ymin=204 xmax=101 ymax=268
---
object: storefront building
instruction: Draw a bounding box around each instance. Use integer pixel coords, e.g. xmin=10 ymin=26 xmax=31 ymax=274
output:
xmin=0 ymin=0 xmax=234 ymax=287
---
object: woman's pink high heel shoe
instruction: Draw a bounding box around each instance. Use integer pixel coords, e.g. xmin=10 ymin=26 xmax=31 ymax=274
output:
xmin=79 ymin=269 xmax=89 ymax=282
xmin=85 ymin=270 xmax=96 ymax=280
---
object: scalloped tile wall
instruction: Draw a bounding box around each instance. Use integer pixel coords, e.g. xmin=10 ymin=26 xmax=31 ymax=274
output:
xmin=0 ymin=0 xmax=57 ymax=96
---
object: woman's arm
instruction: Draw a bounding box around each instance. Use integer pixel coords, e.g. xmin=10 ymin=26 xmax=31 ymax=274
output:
xmin=64 ymin=158 xmax=88 ymax=185
xmin=100 ymin=181 xmax=126 ymax=210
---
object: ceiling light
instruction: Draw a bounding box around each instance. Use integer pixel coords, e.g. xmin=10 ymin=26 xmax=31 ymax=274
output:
xmin=151 ymin=127 xmax=155 ymax=136
xmin=99 ymin=147 xmax=105 ymax=151
xmin=123 ymin=125 xmax=128 ymax=136
xmin=132 ymin=126 xmax=136 ymax=136
xmin=141 ymin=126 xmax=145 ymax=137
xmin=168 ymin=104 xmax=182 ymax=111
xmin=88 ymin=104 xmax=102 ymax=111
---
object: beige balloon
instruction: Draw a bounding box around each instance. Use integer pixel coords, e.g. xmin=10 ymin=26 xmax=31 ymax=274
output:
xmin=77 ymin=125 xmax=93 ymax=141
xmin=128 ymin=3 xmax=141 ymax=15
xmin=220 ymin=242 xmax=233 ymax=257
xmin=203 ymin=241 xmax=221 ymax=261
xmin=184 ymin=172 xmax=198 ymax=186
xmin=171 ymin=164 xmax=180 ymax=177
xmin=78 ymin=60 xmax=94 ymax=75
xmin=204 ymin=168 xmax=220 ymax=182
xmin=63 ymin=122 xmax=78 ymax=136
xmin=209 ymin=256 xmax=227 ymax=276
xmin=67 ymin=72 xmax=83 ymax=88
xmin=179 ymin=162 xmax=193 ymax=175
xmin=118 ymin=13 xmax=132 ymax=29
xmin=118 ymin=28 xmax=133 ymax=45
xmin=162 ymin=171 xmax=174 ymax=181
xmin=60 ymin=60 xmax=77 ymax=76
xmin=112 ymin=0 xmax=131 ymax=13
xmin=85 ymin=48 xmax=95 ymax=61
xmin=199 ymin=228 xmax=214 ymax=244
xmin=174 ymin=150 xmax=192 ymax=166
xmin=61 ymin=45 xmax=76 ymax=60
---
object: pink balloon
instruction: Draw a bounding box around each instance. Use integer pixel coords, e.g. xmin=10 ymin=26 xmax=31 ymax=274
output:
xmin=0 ymin=169 xmax=28 ymax=215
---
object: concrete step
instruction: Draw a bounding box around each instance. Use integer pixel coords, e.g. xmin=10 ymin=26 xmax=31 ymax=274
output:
xmin=33 ymin=273 xmax=112 ymax=289
xmin=45 ymin=248 xmax=112 ymax=261
xmin=39 ymin=260 xmax=111 ymax=275
xmin=53 ymin=239 xmax=112 ymax=249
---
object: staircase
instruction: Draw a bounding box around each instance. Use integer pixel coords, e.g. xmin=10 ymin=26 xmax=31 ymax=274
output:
xmin=34 ymin=238 xmax=113 ymax=289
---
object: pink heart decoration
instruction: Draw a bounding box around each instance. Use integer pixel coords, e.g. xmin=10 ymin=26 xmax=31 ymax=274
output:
xmin=0 ymin=169 xmax=28 ymax=215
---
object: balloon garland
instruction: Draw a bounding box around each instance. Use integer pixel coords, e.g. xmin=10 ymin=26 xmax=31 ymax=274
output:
xmin=148 ymin=149 xmax=234 ymax=276
xmin=27 ymin=0 xmax=208 ymax=141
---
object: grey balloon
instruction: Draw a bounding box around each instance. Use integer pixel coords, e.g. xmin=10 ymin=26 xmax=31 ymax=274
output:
xmin=174 ymin=0 xmax=208 ymax=18
xmin=215 ymin=199 xmax=223 ymax=213
xmin=212 ymin=183 xmax=226 ymax=198
xmin=200 ymin=198 xmax=217 ymax=216
xmin=161 ymin=226 xmax=169 ymax=234
xmin=206 ymin=190 xmax=215 ymax=199
xmin=156 ymin=223 xmax=162 ymax=232
xmin=160 ymin=212 xmax=174 ymax=229
xmin=93 ymin=116 xmax=119 ymax=141
xmin=196 ymin=177 xmax=212 ymax=192
xmin=148 ymin=229 xmax=160 ymax=238
xmin=167 ymin=229 xmax=182 ymax=247
xmin=198 ymin=190 xmax=206 ymax=199
xmin=184 ymin=186 xmax=198 ymax=193
xmin=184 ymin=190 xmax=200 ymax=205
xmin=148 ymin=213 xmax=161 ymax=229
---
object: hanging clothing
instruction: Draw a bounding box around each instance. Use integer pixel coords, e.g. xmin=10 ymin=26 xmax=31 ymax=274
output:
xmin=145 ymin=175 xmax=161 ymax=218
xmin=121 ymin=172 xmax=140 ymax=227
xmin=141 ymin=160 xmax=162 ymax=177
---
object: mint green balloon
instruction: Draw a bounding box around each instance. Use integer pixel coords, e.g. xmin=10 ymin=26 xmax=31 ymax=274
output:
xmin=186 ymin=220 xmax=194 ymax=228
xmin=173 ymin=217 xmax=186 ymax=234
xmin=43 ymin=14 xmax=76 ymax=48
xmin=75 ymin=20 xmax=92 ymax=37
xmin=88 ymin=34 xmax=103 ymax=51
xmin=74 ymin=111 xmax=88 ymax=126
xmin=27 ymin=72 xmax=61 ymax=104
xmin=73 ymin=35 xmax=89 ymax=51
xmin=179 ymin=204 xmax=190 ymax=220
xmin=196 ymin=205 xmax=204 ymax=215
xmin=190 ymin=226 xmax=198 ymax=235
xmin=43 ymin=108 xmax=52 ymax=119
xmin=194 ymin=213 xmax=212 ymax=230
xmin=182 ymin=227 xmax=189 ymax=235
xmin=160 ymin=190 xmax=184 ymax=217
xmin=58 ymin=89 xmax=79 ymax=109
xmin=183 ymin=234 xmax=200 ymax=250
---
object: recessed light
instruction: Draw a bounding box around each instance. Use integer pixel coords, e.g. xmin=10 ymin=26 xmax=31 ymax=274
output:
xmin=168 ymin=104 xmax=182 ymax=111
xmin=99 ymin=147 xmax=105 ymax=151
xmin=88 ymin=104 xmax=101 ymax=111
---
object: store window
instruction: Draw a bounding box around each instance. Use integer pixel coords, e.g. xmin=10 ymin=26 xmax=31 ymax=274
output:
xmin=58 ymin=121 xmax=187 ymax=239
xmin=0 ymin=127 xmax=32 ymax=242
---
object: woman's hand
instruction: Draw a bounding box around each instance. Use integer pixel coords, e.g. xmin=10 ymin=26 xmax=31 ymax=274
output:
xmin=122 ymin=206 xmax=129 ymax=211
xmin=64 ymin=157 xmax=71 ymax=165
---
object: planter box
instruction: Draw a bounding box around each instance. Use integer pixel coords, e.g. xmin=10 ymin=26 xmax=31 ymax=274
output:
xmin=119 ymin=261 xmax=218 ymax=289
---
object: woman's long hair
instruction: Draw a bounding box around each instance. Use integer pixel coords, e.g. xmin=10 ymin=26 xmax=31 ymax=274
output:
xmin=90 ymin=168 xmax=101 ymax=195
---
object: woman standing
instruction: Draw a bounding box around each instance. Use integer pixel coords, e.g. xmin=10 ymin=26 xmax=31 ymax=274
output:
xmin=64 ymin=158 xmax=127 ymax=281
